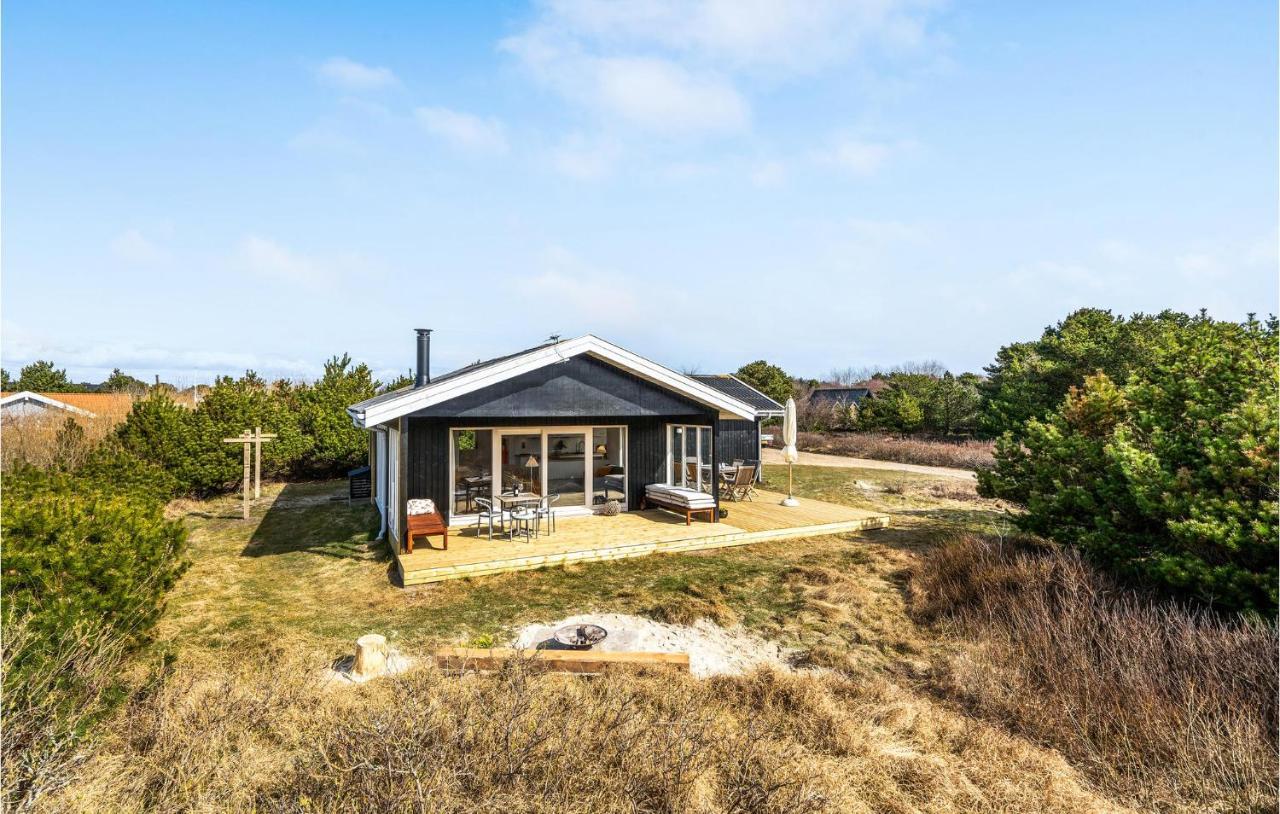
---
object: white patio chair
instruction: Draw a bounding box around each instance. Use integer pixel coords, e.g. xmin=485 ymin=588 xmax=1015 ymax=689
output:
xmin=536 ymin=493 xmax=560 ymax=535
xmin=473 ymin=497 xmax=507 ymax=540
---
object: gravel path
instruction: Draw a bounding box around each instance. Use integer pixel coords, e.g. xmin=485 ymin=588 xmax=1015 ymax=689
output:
xmin=762 ymin=447 xmax=976 ymax=481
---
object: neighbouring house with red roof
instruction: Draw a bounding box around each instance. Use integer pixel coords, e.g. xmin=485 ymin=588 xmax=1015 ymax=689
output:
xmin=0 ymin=391 xmax=136 ymax=422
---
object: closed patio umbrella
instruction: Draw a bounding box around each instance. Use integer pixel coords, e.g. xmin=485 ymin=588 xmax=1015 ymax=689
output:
xmin=781 ymin=397 xmax=799 ymax=507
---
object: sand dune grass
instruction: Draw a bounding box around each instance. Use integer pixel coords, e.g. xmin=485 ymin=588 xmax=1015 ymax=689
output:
xmin=911 ymin=534 xmax=1278 ymax=813
xmin=46 ymin=646 xmax=1123 ymax=814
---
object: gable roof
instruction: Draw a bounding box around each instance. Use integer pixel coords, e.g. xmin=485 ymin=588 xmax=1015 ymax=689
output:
xmin=690 ymin=374 xmax=785 ymax=416
xmin=809 ymin=386 xmax=871 ymax=405
xmin=348 ymin=335 xmax=759 ymax=427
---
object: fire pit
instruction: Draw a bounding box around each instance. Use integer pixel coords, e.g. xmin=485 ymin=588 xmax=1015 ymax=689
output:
xmin=552 ymin=623 xmax=608 ymax=650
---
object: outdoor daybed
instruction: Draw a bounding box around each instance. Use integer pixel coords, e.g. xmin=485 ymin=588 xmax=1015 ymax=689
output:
xmin=641 ymin=484 xmax=718 ymax=525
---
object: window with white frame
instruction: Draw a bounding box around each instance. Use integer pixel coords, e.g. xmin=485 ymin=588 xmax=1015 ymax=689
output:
xmin=667 ymin=423 xmax=713 ymax=493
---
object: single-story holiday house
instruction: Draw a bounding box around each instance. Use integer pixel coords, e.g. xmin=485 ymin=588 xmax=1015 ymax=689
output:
xmin=0 ymin=391 xmax=139 ymax=420
xmin=348 ymin=331 xmax=888 ymax=585
xmin=0 ymin=390 xmax=98 ymax=418
xmin=807 ymin=382 xmax=888 ymax=410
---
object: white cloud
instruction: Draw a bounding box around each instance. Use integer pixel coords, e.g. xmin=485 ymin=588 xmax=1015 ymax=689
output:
xmin=512 ymin=246 xmax=641 ymax=324
xmin=552 ymin=134 xmax=621 ymax=179
xmin=817 ymin=137 xmax=900 ymax=176
xmin=1 ymin=324 xmax=317 ymax=382
xmin=239 ymin=236 xmax=322 ymax=284
xmin=236 ymin=236 xmax=380 ymax=289
xmin=415 ymin=106 xmax=509 ymax=154
xmin=316 ymin=57 xmax=398 ymax=91
xmin=591 ymin=57 xmax=748 ymax=134
xmin=750 ymin=160 xmax=786 ymax=187
xmin=505 ymin=0 xmax=937 ymax=76
xmin=501 ymin=0 xmax=940 ymax=140
xmin=110 ymin=229 xmax=167 ymax=264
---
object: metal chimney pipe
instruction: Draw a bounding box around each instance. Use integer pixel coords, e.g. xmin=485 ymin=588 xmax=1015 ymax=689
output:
xmin=415 ymin=329 xmax=432 ymax=387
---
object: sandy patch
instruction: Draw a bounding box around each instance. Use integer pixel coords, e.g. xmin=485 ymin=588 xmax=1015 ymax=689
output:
xmin=511 ymin=613 xmax=797 ymax=678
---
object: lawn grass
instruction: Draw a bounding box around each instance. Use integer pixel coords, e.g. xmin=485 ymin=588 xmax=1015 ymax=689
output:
xmin=159 ymin=464 xmax=1005 ymax=670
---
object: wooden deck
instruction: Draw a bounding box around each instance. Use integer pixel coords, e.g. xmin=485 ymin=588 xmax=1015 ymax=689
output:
xmin=394 ymin=489 xmax=889 ymax=586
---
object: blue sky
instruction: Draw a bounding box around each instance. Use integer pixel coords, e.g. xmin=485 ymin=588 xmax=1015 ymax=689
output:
xmin=3 ymin=1 xmax=1276 ymax=385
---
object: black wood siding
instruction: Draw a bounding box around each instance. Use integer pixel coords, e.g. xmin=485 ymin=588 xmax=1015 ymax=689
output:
xmin=717 ymin=419 xmax=761 ymax=475
xmin=411 ymin=356 xmax=707 ymax=418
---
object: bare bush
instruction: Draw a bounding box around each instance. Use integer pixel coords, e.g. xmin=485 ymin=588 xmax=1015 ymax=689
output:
xmin=911 ymin=535 xmax=1279 ymax=813
xmin=1 ymin=615 xmax=131 ymax=811
xmin=796 ymin=431 xmax=995 ymax=470
xmin=44 ymin=643 xmax=1129 ymax=814
xmin=1 ymin=402 xmax=132 ymax=471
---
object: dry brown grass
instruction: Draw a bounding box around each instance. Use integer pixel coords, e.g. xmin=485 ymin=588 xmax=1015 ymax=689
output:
xmin=20 ymin=466 xmax=1267 ymax=813
xmin=0 ymin=410 xmax=124 ymax=471
xmin=911 ymin=534 xmax=1279 ymax=813
xmin=796 ymin=432 xmax=995 ymax=471
xmin=42 ymin=642 xmax=1126 ymax=814
xmin=1 ymin=615 xmax=133 ymax=811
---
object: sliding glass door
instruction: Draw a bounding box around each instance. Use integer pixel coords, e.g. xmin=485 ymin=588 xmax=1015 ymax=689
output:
xmin=449 ymin=426 xmax=628 ymax=520
xmin=500 ymin=433 xmax=542 ymax=496
xmin=668 ymin=424 xmax=713 ymax=492
xmin=546 ymin=431 xmax=588 ymax=508
xmin=592 ymin=427 xmax=625 ymax=505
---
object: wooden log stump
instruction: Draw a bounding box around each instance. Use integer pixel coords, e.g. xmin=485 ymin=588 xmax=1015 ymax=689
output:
xmin=353 ymin=634 xmax=389 ymax=678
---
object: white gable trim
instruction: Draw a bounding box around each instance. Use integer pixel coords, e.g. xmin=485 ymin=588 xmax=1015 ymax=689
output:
xmin=348 ymin=335 xmax=757 ymax=427
xmin=0 ymin=391 xmax=96 ymax=417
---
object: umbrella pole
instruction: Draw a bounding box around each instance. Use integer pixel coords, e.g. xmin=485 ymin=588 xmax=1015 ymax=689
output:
xmin=782 ymin=462 xmax=799 ymax=507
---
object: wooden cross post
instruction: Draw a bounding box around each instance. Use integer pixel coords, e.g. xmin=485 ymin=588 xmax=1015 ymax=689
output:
xmin=223 ymin=430 xmax=254 ymax=519
xmin=222 ymin=427 xmax=276 ymax=519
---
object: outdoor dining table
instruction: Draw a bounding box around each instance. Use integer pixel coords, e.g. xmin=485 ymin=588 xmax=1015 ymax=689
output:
xmin=701 ymin=464 xmax=739 ymax=480
xmin=496 ymin=493 xmax=543 ymax=541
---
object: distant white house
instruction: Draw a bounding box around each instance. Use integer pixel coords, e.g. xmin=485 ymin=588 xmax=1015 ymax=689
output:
xmin=0 ymin=391 xmax=97 ymax=419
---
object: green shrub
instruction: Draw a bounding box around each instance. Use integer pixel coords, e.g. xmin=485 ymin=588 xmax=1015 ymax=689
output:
xmin=1 ymin=465 xmax=189 ymax=650
xmin=979 ymin=314 xmax=1279 ymax=614
xmin=115 ymin=359 xmax=378 ymax=496
xmin=858 ymin=372 xmax=982 ymax=436
xmin=196 ymin=372 xmax=308 ymax=482
xmin=979 ymin=308 xmax=1189 ymax=438
xmin=288 ymin=354 xmax=378 ymax=479
xmin=116 ymin=391 xmax=230 ymax=495
xmin=734 ymin=360 xmax=795 ymax=404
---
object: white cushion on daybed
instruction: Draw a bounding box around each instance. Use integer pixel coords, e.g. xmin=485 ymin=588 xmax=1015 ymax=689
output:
xmin=407 ymin=498 xmax=437 ymax=516
xmin=645 ymin=484 xmax=716 ymax=508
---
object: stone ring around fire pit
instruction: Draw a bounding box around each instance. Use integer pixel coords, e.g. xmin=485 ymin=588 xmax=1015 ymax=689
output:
xmin=552 ymin=623 xmax=608 ymax=650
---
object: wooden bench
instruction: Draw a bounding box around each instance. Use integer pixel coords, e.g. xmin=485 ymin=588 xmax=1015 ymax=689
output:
xmin=405 ymin=510 xmax=447 ymax=553
xmin=641 ymin=489 xmax=718 ymax=525
xmin=434 ymin=647 xmax=690 ymax=675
